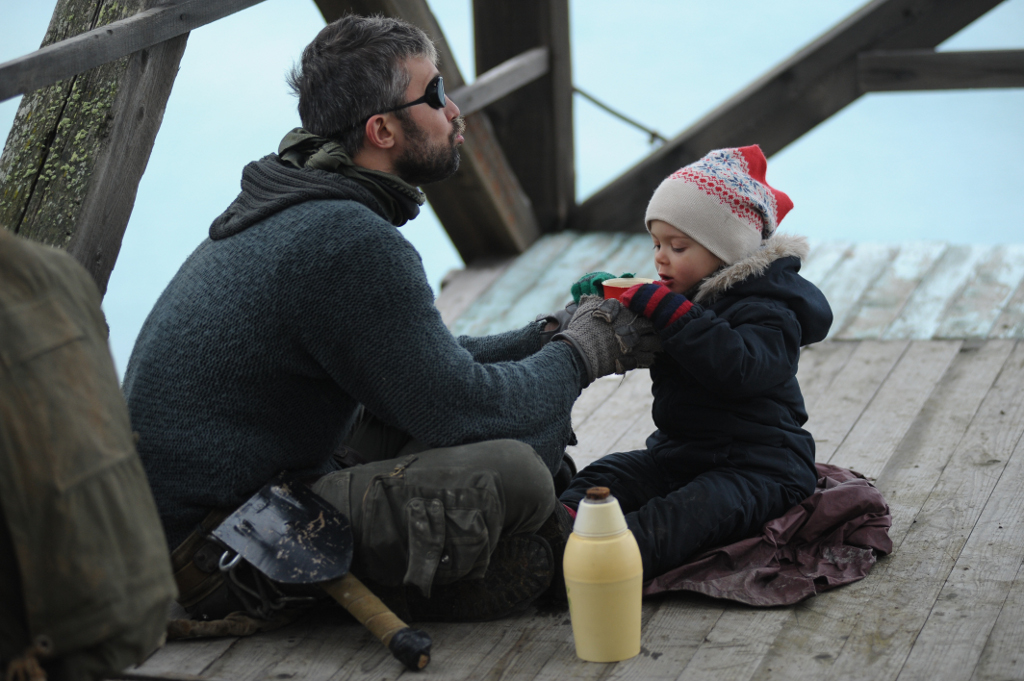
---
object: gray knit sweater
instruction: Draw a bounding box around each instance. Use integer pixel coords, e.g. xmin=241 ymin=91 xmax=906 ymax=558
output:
xmin=123 ymin=156 xmax=585 ymax=548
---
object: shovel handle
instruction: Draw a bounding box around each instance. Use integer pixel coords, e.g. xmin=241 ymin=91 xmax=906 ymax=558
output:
xmin=322 ymin=573 xmax=431 ymax=671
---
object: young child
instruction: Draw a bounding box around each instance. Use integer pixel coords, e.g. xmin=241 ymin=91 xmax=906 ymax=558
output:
xmin=561 ymin=145 xmax=833 ymax=581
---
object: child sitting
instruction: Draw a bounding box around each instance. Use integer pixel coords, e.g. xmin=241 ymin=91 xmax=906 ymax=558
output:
xmin=561 ymin=145 xmax=833 ymax=581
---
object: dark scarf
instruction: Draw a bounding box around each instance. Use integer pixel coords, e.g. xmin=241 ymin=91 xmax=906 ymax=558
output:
xmin=209 ymin=129 xmax=425 ymax=240
xmin=277 ymin=128 xmax=425 ymax=225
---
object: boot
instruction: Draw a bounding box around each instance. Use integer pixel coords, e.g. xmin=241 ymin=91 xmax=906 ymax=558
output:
xmin=535 ymin=502 xmax=574 ymax=603
xmin=402 ymin=533 xmax=554 ymax=622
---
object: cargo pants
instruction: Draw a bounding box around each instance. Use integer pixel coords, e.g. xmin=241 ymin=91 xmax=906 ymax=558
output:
xmin=312 ymin=409 xmax=556 ymax=598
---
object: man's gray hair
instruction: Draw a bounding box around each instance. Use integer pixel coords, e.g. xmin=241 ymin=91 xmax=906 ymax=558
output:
xmin=287 ymin=15 xmax=438 ymax=156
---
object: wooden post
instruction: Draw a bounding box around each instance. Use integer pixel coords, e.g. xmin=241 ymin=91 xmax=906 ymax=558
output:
xmin=446 ymin=47 xmax=549 ymax=117
xmin=0 ymin=0 xmax=187 ymax=295
xmin=569 ymin=0 xmax=1007 ymax=234
xmin=859 ymin=49 xmax=1024 ymax=91
xmin=312 ymin=0 xmax=541 ymax=263
xmin=473 ymin=0 xmax=574 ymax=234
xmin=0 ymin=0 xmax=268 ymax=104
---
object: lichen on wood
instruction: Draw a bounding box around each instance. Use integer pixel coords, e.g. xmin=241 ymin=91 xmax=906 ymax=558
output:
xmin=1 ymin=0 xmax=187 ymax=295
xmin=0 ymin=0 xmax=145 ymax=247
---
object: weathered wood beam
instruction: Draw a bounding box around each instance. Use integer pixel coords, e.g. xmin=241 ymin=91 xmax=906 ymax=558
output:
xmin=474 ymin=0 xmax=575 ymax=234
xmin=448 ymin=47 xmax=548 ymax=117
xmin=0 ymin=0 xmax=267 ymax=103
xmin=312 ymin=0 xmax=540 ymax=263
xmin=570 ymin=0 xmax=1008 ymax=233
xmin=0 ymin=0 xmax=189 ymax=295
xmin=859 ymin=49 xmax=1024 ymax=91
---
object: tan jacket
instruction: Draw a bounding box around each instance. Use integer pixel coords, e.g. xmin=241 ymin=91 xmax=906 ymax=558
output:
xmin=0 ymin=229 xmax=176 ymax=670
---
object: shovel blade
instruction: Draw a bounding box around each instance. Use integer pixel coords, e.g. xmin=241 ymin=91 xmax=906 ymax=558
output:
xmin=212 ymin=480 xmax=353 ymax=584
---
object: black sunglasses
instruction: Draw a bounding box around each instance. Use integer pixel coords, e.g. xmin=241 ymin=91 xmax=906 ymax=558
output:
xmin=385 ymin=75 xmax=446 ymax=113
xmin=355 ymin=75 xmax=446 ymax=130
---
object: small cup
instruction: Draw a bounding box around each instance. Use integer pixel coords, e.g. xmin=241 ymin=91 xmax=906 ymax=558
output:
xmin=601 ymin=277 xmax=655 ymax=301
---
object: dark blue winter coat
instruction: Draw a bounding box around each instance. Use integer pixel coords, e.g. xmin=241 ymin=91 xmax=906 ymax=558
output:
xmin=647 ymin=235 xmax=832 ymax=486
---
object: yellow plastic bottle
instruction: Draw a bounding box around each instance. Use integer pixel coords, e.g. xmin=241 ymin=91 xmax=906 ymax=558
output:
xmin=563 ymin=486 xmax=643 ymax=662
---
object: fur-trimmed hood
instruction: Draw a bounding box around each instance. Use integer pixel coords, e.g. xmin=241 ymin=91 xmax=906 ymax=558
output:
xmin=691 ymin=233 xmax=830 ymax=347
xmin=693 ymin=233 xmax=809 ymax=304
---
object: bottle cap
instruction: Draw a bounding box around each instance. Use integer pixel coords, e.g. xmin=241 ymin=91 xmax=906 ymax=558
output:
xmin=573 ymin=487 xmax=628 ymax=537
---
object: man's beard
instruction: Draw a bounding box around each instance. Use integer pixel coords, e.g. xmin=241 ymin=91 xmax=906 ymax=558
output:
xmin=393 ymin=115 xmax=465 ymax=186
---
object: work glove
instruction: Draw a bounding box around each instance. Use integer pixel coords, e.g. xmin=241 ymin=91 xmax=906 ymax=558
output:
xmin=554 ymin=295 xmax=661 ymax=386
xmin=537 ymin=302 xmax=578 ymax=344
xmin=570 ymin=271 xmax=636 ymax=304
xmin=619 ymin=283 xmax=696 ymax=331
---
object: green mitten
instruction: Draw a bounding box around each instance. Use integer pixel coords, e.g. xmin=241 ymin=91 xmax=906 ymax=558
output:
xmin=570 ymin=272 xmax=636 ymax=304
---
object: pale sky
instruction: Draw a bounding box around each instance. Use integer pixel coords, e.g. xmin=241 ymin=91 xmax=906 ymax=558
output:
xmin=2 ymin=0 xmax=1022 ymax=375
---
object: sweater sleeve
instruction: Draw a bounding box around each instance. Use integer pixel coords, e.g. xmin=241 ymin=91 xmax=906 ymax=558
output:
xmin=282 ymin=204 xmax=584 ymax=472
xmin=658 ymin=297 xmax=802 ymax=399
xmin=456 ymin=322 xmax=547 ymax=363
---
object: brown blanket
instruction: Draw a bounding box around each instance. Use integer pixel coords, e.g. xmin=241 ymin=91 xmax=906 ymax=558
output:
xmin=643 ymin=463 xmax=892 ymax=606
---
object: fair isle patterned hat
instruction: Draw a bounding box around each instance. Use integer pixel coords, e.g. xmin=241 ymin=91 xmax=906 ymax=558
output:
xmin=644 ymin=145 xmax=794 ymax=265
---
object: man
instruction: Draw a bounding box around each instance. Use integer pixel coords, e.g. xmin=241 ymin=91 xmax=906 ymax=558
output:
xmin=0 ymin=227 xmax=176 ymax=680
xmin=124 ymin=14 xmax=653 ymax=622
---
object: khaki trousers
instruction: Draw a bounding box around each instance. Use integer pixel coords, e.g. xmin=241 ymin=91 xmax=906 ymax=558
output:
xmin=312 ymin=410 xmax=555 ymax=597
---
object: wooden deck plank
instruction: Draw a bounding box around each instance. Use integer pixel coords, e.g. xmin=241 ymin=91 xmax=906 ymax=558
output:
xmin=495 ymin=232 xmax=628 ymax=334
xmin=882 ymin=245 xmax=989 ymax=340
xmin=873 ymin=340 xmax=1016 ymax=550
xmin=836 ymin=242 xmax=947 ymax=341
xmin=988 ymin=274 xmax=1024 ymax=340
xmin=528 ymin=600 xmax=708 ymax=681
xmin=135 ymin=637 xmax=237 ymax=677
xmin=674 ymin=340 xmax=1013 ymax=681
xmin=435 ymin=259 xmax=513 ymax=328
xmin=431 ymin=615 xmax=576 ymax=681
xmin=567 ymin=370 xmax=653 ymax=470
xmin=740 ymin=340 xmax=1020 ymax=681
xmin=570 ymin=375 xmax=628 ymax=431
xmin=897 ymin=427 xmax=1024 ymax=681
xmin=796 ymin=341 xmax=860 ymax=408
xmin=449 ymin=232 xmax=576 ymax=337
xmin=801 ymin=341 xmax=1024 ymax=681
xmin=262 ymin=619 xmax=371 ymax=681
xmin=606 ymin=406 xmax=656 ymax=461
xmin=971 ymin=550 xmax=1024 ymax=680
xmin=935 ymin=244 xmax=1024 ymax=339
xmin=799 ymin=241 xmax=853 ymax=287
xmin=802 ymin=340 xmax=910 ymax=464
xmin=187 ymin=623 xmax=299 ymax=680
xmin=826 ymin=340 xmax=961 ymax=478
xmin=816 ymin=243 xmax=899 ymax=340
xmin=674 ymin=607 xmax=788 ymax=681
xmin=601 ymin=599 xmax=724 ymax=681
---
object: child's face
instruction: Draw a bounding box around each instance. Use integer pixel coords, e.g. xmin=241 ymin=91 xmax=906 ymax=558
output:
xmin=649 ymin=220 xmax=725 ymax=295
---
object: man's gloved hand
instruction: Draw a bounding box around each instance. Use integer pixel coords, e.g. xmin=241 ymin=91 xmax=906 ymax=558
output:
xmin=619 ymin=283 xmax=695 ymax=331
xmin=570 ymin=271 xmax=636 ymax=304
xmin=537 ymin=301 xmax=578 ymax=344
xmin=590 ymin=297 xmax=662 ymax=371
xmin=553 ymin=295 xmax=661 ymax=386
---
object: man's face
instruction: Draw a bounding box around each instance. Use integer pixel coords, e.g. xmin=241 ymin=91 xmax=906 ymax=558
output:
xmin=392 ymin=56 xmax=465 ymax=186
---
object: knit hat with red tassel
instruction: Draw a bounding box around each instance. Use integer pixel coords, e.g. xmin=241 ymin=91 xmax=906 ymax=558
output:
xmin=644 ymin=144 xmax=793 ymax=265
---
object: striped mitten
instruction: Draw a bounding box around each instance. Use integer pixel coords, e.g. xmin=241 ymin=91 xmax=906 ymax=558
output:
xmin=618 ymin=283 xmax=694 ymax=330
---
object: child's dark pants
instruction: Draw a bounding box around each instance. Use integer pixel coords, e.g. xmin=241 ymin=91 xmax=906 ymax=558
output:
xmin=560 ymin=430 xmax=816 ymax=581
